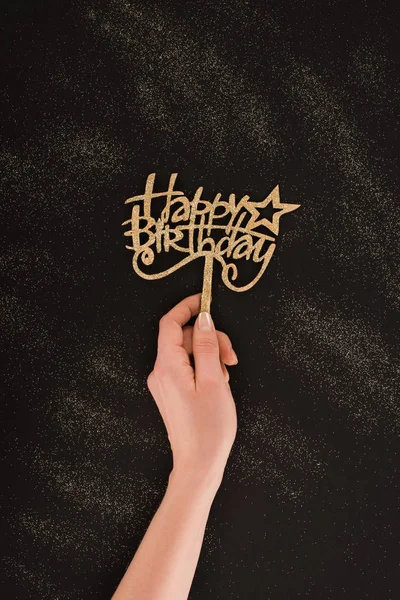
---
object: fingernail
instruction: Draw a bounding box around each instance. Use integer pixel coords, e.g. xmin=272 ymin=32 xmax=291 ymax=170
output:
xmin=231 ymin=349 xmax=238 ymax=364
xmin=198 ymin=312 xmax=213 ymax=332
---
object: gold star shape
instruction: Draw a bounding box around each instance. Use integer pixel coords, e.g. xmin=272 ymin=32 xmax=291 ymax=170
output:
xmin=246 ymin=184 xmax=301 ymax=236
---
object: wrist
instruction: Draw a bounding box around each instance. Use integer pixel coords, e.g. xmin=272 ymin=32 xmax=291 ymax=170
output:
xmin=169 ymin=460 xmax=225 ymax=496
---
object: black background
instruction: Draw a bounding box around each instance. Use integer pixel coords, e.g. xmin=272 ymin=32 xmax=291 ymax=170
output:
xmin=1 ymin=1 xmax=399 ymax=598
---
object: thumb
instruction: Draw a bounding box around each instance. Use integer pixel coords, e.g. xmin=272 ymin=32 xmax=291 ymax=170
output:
xmin=192 ymin=312 xmax=224 ymax=387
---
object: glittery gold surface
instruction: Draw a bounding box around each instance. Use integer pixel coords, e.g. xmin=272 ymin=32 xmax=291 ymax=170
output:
xmin=123 ymin=173 xmax=300 ymax=312
xmin=200 ymin=254 xmax=214 ymax=313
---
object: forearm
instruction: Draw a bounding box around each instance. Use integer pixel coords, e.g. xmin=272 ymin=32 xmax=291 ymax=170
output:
xmin=111 ymin=466 xmax=224 ymax=600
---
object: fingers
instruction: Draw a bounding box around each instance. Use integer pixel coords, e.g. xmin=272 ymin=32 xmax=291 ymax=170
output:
xmin=182 ymin=326 xmax=193 ymax=356
xmin=182 ymin=325 xmax=237 ymax=365
xmin=220 ymin=359 xmax=230 ymax=383
xmin=157 ymin=293 xmax=201 ymax=366
xmin=216 ymin=330 xmax=238 ymax=365
xmin=155 ymin=294 xmax=237 ymax=388
xmin=192 ymin=312 xmax=224 ymax=387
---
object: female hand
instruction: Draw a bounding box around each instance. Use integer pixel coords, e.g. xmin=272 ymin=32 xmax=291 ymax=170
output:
xmin=111 ymin=293 xmax=238 ymax=599
xmin=146 ymin=292 xmax=238 ymax=484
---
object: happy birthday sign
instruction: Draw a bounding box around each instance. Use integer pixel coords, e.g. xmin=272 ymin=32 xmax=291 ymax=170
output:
xmin=122 ymin=173 xmax=300 ymax=312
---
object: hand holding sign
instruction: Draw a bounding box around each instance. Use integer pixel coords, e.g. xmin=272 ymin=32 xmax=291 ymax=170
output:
xmin=122 ymin=173 xmax=300 ymax=312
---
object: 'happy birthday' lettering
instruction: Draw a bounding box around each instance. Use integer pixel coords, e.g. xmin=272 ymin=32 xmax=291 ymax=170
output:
xmin=122 ymin=173 xmax=300 ymax=293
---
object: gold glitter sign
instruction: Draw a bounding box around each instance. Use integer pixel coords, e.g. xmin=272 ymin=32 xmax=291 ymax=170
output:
xmin=122 ymin=173 xmax=300 ymax=312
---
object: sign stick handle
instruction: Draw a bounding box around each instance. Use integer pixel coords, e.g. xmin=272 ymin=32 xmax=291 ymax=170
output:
xmin=200 ymin=254 xmax=213 ymax=313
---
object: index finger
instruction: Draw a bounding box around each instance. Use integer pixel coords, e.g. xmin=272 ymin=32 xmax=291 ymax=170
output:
xmin=157 ymin=292 xmax=202 ymax=361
